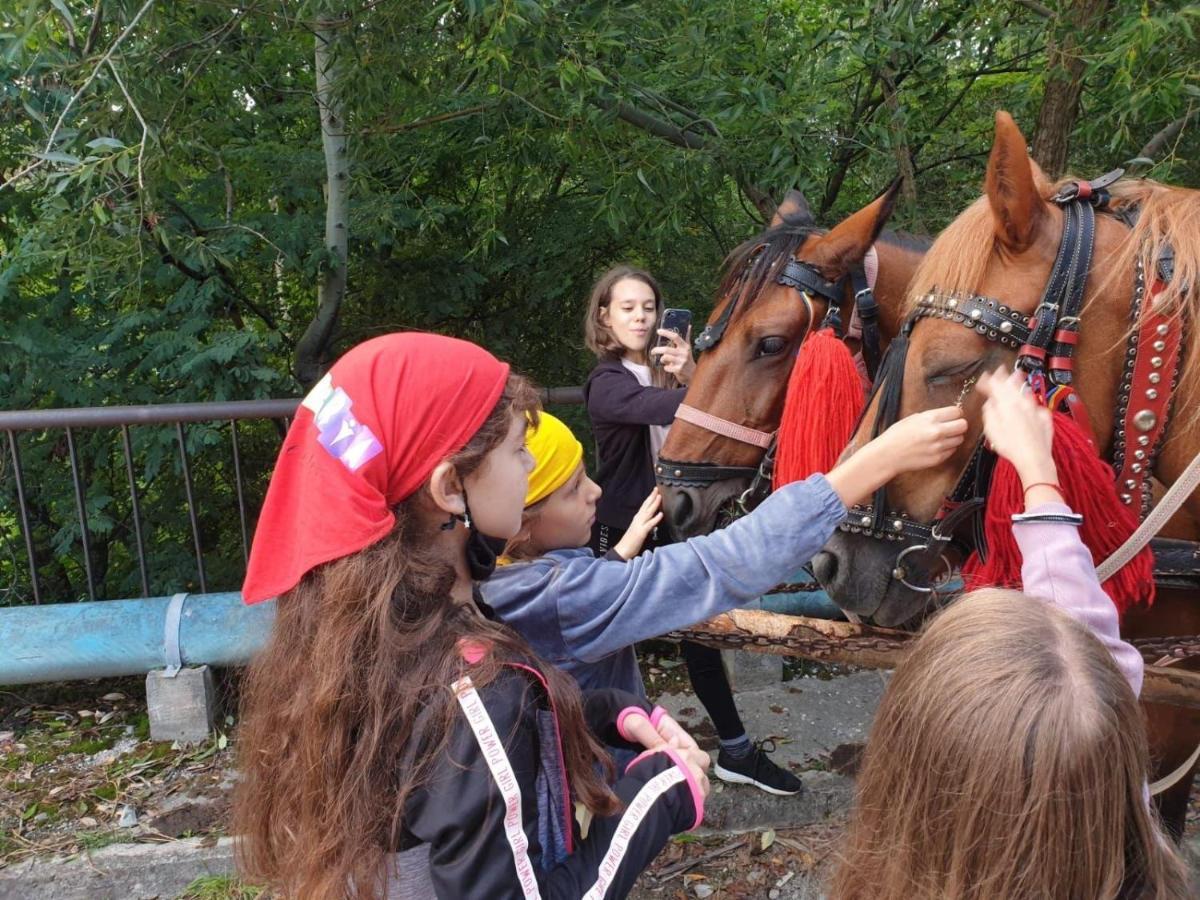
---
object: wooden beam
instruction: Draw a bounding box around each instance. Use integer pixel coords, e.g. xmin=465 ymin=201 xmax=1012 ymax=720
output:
xmin=673 ymin=609 xmax=1200 ymax=710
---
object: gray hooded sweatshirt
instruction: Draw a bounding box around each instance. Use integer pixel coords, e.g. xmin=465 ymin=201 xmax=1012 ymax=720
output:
xmin=480 ymin=474 xmax=847 ymax=697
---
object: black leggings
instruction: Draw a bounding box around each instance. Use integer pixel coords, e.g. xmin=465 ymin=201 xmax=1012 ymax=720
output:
xmin=590 ymin=521 xmax=748 ymax=741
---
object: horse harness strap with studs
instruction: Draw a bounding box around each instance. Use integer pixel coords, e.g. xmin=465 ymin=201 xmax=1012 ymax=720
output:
xmin=1112 ymin=257 xmax=1186 ymax=517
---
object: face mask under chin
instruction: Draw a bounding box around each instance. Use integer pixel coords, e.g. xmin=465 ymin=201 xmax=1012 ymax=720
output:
xmin=461 ymin=494 xmax=507 ymax=581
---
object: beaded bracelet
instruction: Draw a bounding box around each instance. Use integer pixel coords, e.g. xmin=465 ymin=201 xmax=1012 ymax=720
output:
xmin=1022 ymin=481 xmax=1063 ymax=497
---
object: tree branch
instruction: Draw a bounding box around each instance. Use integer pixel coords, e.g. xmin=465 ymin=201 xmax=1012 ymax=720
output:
xmin=44 ymin=0 xmax=154 ymax=159
xmin=1013 ymin=0 xmax=1055 ymax=17
xmin=360 ymin=103 xmax=493 ymax=136
xmin=593 ymin=97 xmax=708 ymax=150
xmin=913 ymin=149 xmax=990 ymax=176
xmin=82 ymin=0 xmax=104 ymax=56
xmin=592 ymin=95 xmax=775 ymax=221
xmin=105 ymin=59 xmax=147 ymax=194
xmin=3 ymin=0 xmax=155 ymax=191
xmin=1139 ymin=110 xmax=1197 ymax=161
xmin=295 ymin=22 xmax=350 ymax=390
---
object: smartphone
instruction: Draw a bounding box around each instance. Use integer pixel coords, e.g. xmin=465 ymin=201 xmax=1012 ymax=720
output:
xmin=653 ymin=308 xmax=692 ymax=366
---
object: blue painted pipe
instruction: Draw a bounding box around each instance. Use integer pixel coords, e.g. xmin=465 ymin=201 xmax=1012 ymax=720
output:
xmin=0 ymin=577 xmax=851 ymax=686
xmin=0 ymin=593 xmax=275 ymax=685
xmin=760 ymin=571 xmax=846 ymax=620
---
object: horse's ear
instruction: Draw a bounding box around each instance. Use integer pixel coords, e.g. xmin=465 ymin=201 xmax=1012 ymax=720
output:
xmin=985 ymin=111 xmax=1045 ymax=252
xmin=770 ymin=189 xmax=814 ymax=227
xmin=807 ymin=179 xmax=900 ymax=276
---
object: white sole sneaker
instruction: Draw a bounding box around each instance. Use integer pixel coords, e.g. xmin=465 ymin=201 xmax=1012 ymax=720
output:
xmin=713 ymin=762 xmax=803 ymax=796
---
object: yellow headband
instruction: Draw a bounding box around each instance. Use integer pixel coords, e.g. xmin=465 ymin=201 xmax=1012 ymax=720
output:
xmin=524 ymin=413 xmax=584 ymax=507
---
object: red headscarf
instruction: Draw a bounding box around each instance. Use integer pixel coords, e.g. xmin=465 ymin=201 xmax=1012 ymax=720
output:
xmin=242 ymin=333 xmax=510 ymax=604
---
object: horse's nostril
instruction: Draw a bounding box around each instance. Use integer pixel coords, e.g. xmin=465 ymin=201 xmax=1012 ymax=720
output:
xmin=811 ymin=551 xmax=838 ymax=587
xmin=667 ymin=489 xmax=694 ymax=527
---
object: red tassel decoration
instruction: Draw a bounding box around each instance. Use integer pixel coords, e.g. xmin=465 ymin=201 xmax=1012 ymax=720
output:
xmin=961 ymin=411 xmax=1154 ymax=617
xmin=774 ymin=328 xmax=865 ymax=488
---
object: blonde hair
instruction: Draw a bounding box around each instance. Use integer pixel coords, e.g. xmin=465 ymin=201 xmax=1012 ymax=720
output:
xmin=831 ymin=589 xmax=1190 ymax=900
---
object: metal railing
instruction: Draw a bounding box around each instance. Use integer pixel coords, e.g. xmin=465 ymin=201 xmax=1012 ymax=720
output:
xmin=1 ymin=387 xmax=583 ymax=605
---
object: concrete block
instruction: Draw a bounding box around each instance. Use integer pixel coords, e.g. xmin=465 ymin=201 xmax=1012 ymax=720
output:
xmin=146 ymin=665 xmax=216 ymax=743
xmin=723 ymin=648 xmax=783 ymax=691
xmin=0 ymin=836 xmax=235 ymax=900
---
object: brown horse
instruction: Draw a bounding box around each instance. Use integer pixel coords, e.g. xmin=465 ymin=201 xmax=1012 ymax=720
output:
xmin=658 ymin=185 xmax=928 ymax=538
xmin=814 ymin=111 xmax=1200 ymax=835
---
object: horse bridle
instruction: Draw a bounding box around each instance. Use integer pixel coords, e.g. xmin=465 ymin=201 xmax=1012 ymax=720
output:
xmin=842 ymin=170 xmax=1124 ymax=592
xmin=656 ymin=249 xmax=883 ymax=517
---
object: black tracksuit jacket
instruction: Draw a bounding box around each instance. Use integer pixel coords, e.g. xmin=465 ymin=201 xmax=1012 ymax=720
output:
xmin=397 ymin=661 xmax=701 ymax=898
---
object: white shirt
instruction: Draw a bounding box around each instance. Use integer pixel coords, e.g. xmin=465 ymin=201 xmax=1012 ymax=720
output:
xmin=621 ymin=359 xmax=670 ymax=461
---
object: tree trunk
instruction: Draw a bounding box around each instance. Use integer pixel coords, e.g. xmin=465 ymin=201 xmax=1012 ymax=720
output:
xmin=294 ymin=20 xmax=349 ymax=390
xmin=1031 ymin=0 xmax=1112 ymax=178
xmin=881 ymin=69 xmax=921 ymax=231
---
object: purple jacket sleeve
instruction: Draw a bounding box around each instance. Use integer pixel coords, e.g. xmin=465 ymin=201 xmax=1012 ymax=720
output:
xmin=586 ymin=366 xmax=685 ymax=427
xmin=1014 ymin=501 xmax=1144 ymax=697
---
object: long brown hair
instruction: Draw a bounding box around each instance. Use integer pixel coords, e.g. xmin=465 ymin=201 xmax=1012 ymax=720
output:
xmin=582 ymin=265 xmax=676 ymax=389
xmin=831 ymin=589 xmax=1191 ymax=900
xmin=234 ymin=375 xmax=619 ymax=899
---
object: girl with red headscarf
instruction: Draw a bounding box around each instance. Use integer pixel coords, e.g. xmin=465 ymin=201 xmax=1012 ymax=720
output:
xmin=233 ymin=333 xmax=709 ymax=899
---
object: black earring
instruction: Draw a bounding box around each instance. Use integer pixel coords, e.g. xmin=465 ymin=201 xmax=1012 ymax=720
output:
xmin=440 ymin=513 xmax=457 ymax=531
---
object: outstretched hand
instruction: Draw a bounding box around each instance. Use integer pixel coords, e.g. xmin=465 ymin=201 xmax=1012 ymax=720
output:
xmin=874 ymin=406 xmax=970 ymax=475
xmin=614 ymin=488 xmax=663 ymax=560
xmin=825 ymin=406 xmax=967 ymax=509
xmin=977 ymin=367 xmax=1059 ymax=493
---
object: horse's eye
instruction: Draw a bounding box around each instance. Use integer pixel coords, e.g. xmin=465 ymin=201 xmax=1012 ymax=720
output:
xmin=926 ymin=359 xmax=983 ymax=385
xmin=756 ymin=336 xmax=787 ymax=358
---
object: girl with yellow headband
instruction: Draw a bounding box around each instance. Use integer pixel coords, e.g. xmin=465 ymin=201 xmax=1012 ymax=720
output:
xmin=481 ymin=406 xmax=967 ymax=785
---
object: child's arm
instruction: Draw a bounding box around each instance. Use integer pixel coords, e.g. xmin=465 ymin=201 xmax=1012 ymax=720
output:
xmin=500 ymin=407 xmax=964 ymax=662
xmin=586 ymin=365 xmax=685 ymax=426
xmin=978 ymin=369 xmax=1144 ymax=696
xmin=1013 ymin=505 xmax=1144 ymax=696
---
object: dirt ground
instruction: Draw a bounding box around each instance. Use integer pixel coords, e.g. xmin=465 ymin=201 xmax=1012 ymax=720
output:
xmin=3 ymin=654 xmax=1199 ymax=899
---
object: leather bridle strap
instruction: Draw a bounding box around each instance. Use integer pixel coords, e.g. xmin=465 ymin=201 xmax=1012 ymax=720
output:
xmin=673 ymin=403 xmax=775 ymax=449
xmin=654 ymin=459 xmax=763 ymax=486
xmin=851 ymin=260 xmax=883 ymax=381
xmin=674 ymin=289 xmax=816 ymax=450
xmin=776 ymin=259 xmax=843 ymax=302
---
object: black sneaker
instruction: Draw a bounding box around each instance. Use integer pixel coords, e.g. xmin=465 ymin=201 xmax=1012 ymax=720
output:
xmin=713 ymin=740 xmax=803 ymax=796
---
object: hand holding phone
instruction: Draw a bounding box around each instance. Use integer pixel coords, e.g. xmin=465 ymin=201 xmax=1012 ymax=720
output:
xmin=652 ymin=308 xmax=693 ymax=366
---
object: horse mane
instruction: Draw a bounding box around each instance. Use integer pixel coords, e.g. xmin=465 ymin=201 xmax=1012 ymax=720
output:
xmin=716 ymin=220 xmax=823 ymax=319
xmin=902 ymin=196 xmax=997 ymax=313
xmin=718 ymin=215 xmax=930 ymax=320
xmin=903 ymin=175 xmax=1200 ymax=431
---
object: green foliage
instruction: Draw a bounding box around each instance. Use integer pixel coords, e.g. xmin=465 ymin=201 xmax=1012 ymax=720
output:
xmin=178 ymin=875 xmax=265 ymax=900
xmin=0 ymin=0 xmax=1196 ymax=602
